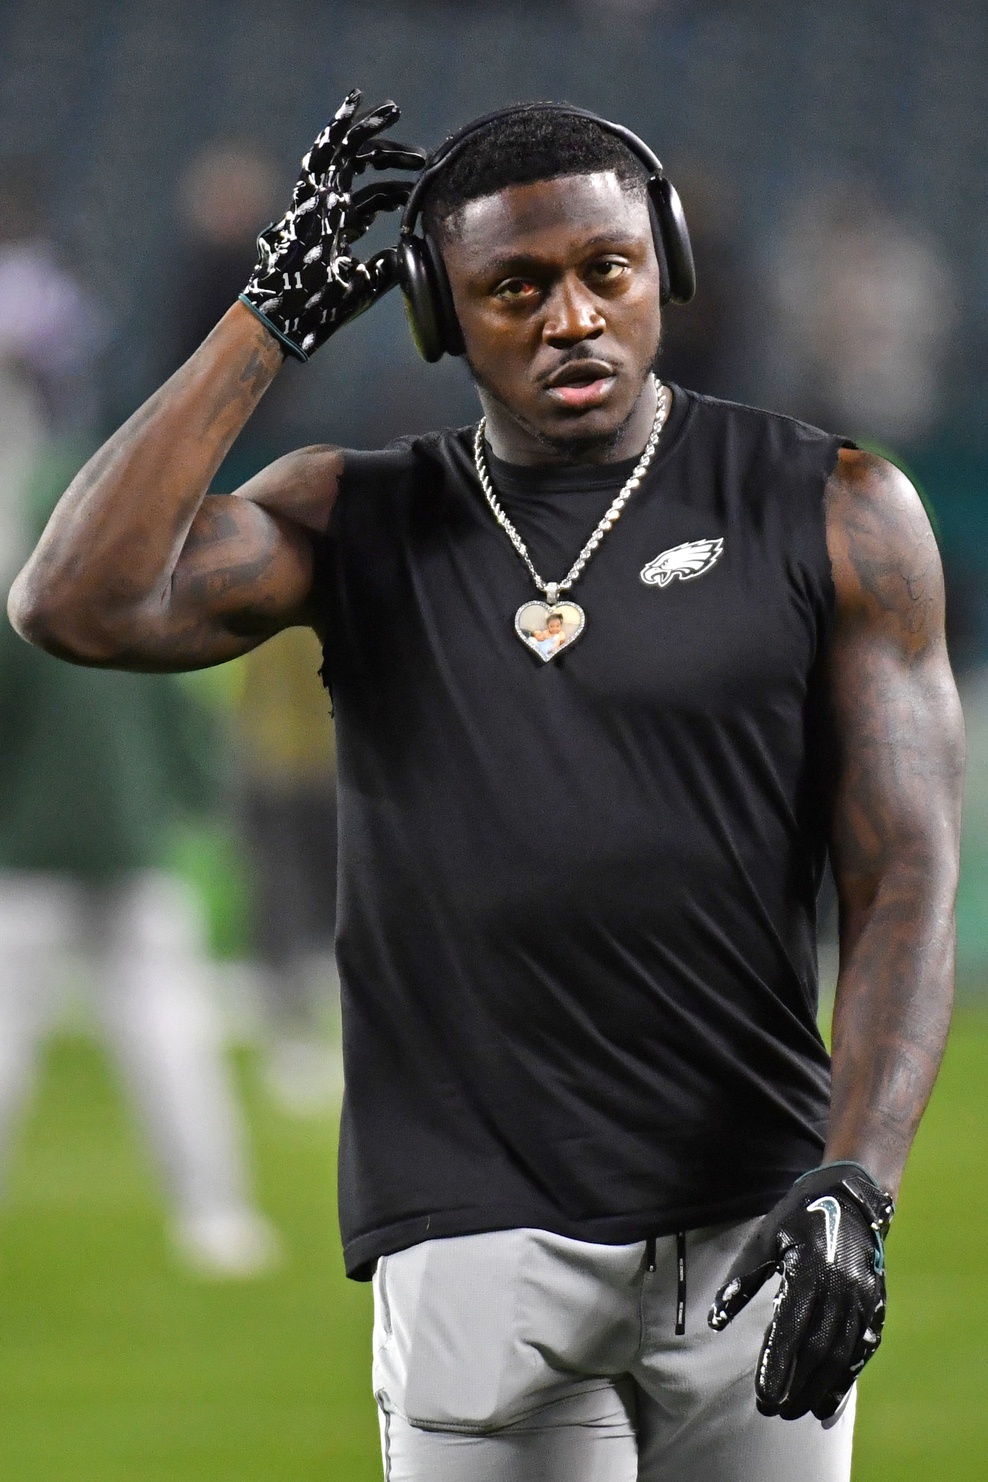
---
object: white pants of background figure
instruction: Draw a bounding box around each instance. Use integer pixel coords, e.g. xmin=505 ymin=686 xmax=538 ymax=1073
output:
xmin=0 ymin=868 xmax=279 ymax=1276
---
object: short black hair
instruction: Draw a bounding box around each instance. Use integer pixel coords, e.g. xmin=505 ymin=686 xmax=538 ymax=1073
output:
xmin=422 ymin=105 xmax=650 ymax=239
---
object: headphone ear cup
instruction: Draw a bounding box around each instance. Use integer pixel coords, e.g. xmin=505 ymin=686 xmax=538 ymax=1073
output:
xmin=398 ymin=235 xmax=465 ymax=362
xmin=422 ymin=234 xmax=465 ymax=358
xmin=650 ymin=176 xmax=696 ymax=305
xmin=398 ymin=238 xmax=447 ymax=362
xmin=647 ymin=194 xmax=671 ymax=306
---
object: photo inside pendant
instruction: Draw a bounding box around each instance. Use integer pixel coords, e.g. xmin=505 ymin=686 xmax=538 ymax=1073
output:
xmin=516 ymin=601 xmax=584 ymax=659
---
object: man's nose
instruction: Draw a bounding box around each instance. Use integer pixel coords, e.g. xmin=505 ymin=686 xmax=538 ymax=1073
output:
xmin=542 ymin=276 xmax=605 ymax=346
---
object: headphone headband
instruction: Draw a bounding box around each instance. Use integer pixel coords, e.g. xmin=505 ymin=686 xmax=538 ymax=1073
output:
xmin=400 ymin=103 xmax=667 ymax=238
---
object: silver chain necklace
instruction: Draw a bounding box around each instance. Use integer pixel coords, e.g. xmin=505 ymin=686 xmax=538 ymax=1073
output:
xmin=472 ymin=382 xmax=671 ymax=661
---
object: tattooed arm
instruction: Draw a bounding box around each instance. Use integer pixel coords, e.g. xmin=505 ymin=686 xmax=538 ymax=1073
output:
xmin=823 ymin=449 xmax=964 ymax=1196
xmin=7 ymin=301 xmax=342 ymax=671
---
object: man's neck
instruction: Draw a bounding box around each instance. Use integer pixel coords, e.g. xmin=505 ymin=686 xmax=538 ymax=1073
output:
xmin=479 ymin=376 xmax=660 ymax=467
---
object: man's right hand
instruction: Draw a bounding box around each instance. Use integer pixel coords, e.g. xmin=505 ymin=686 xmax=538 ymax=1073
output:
xmin=240 ymin=89 xmax=425 ymax=361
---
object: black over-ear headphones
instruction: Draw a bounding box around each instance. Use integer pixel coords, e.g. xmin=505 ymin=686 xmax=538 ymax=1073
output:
xmin=397 ymin=103 xmax=696 ymax=364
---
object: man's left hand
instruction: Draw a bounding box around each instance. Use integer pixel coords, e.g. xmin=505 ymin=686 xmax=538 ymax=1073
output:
xmin=708 ymin=1162 xmax=895 ymax=1421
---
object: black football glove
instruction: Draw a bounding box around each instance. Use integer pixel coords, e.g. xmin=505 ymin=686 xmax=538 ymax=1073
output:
xmin=708 ymin=1162 xmax=895 ymax=1422
xmin=239 ymin=89 xmax=425 ymax=361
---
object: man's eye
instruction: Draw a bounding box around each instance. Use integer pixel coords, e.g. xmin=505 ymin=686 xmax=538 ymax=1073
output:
xmin=494 ymin=278 xmax=539 ymax=301
xmin=589 ymin=260 xmax=628 ymax=283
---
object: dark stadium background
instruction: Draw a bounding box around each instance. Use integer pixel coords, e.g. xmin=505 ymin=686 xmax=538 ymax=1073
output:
xmin=0 ymin=1 xmax=984 ymax=1477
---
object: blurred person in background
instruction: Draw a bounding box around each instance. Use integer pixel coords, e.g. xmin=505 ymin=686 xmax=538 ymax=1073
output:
xmin=0 ymin=166 xmax=279 ymax=1279
xmin=8 ymin=95 xmax=964 ymax=1480
xmin=764 ymin=179 xmax=955 ymax=450
xmin=0 ymin=160 xmax=103 ymax=587
xmin=169 ymin=143 xmax=343 ymax=1108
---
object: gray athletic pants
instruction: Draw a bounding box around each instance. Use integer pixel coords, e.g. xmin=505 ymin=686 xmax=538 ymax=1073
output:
xmin=372 ymin=1221 xmax=855 ymax=1481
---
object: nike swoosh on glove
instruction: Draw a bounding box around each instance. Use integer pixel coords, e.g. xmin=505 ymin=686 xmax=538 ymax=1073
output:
xmin=240 ymin=88 xmax=426 ymax=360
xmin=708 ymin=1162 xmax=895 ymax=1421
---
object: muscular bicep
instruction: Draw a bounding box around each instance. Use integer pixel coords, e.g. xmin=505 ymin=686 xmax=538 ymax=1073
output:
xmin=163 ymin=494 xmax=316 ymax=668
xmin=134 ymin=444 xmax=342 ymax=672
xmin=825 ymin=450 xmax=964 ymax=918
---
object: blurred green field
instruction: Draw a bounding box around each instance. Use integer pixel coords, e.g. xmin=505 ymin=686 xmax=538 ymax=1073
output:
xmin=0 ymin=1011 xmax=984 ymax=1481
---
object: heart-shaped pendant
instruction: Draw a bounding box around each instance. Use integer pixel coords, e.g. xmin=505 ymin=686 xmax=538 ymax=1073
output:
xmin=514 ymin=600 xmax=586 ymax=662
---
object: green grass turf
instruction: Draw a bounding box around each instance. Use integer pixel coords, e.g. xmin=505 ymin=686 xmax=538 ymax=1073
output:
xmin=0 ymin=1038 xmax=380 ymax=1482
xmin=853 ymin=1006 xmax=988 ymax=1480
xmin=0 ymin=1013 xmax=985 ymax=1480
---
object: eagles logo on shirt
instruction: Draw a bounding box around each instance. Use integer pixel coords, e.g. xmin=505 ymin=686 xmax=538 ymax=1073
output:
xmin=640 ymin=537 xmax=724 ymax=588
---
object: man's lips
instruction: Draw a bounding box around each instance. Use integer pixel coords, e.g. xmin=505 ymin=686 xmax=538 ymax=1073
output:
xmin=546 ymin=378 xmax=616 ymax=409
xmin=541 ymin=359 xmax=619 ymax=410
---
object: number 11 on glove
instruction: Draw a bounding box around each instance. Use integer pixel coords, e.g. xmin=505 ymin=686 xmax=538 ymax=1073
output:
xmin=708 ymin=1162 xmax=895 ymax=1422
xmin=240 ymin=89 xmax=426 ymax=361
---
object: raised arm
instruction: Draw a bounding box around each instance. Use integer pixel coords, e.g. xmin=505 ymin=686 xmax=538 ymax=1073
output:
xmin=7 ymin=90 xmax=424 ymax=674
xmin=823 ymin=448 xmax=964 ymax=1193
xmin=8 ymin=305 xmax=335 ymax=670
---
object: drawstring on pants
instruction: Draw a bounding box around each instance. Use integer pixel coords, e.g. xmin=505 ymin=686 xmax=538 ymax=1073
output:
xmin=675 ymin=1230 xmax=687 ymax=1336
xmin=643 ymin=1232 xmax=688 ymax=1335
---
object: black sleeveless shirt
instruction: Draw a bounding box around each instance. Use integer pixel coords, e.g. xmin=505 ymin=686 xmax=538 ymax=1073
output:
xmin=314 ymin=386 xmax=850 ymax=1280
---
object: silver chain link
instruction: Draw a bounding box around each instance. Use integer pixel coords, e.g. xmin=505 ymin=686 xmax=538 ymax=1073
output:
xmin=472 ymin=383 xmax=671 ymax=606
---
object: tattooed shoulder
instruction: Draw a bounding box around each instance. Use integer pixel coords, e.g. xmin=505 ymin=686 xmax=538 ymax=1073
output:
xmin=825 ymin=448 xmax=944 ymax=654
xmin=233 ymin=443 xmax=345 ymax=533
